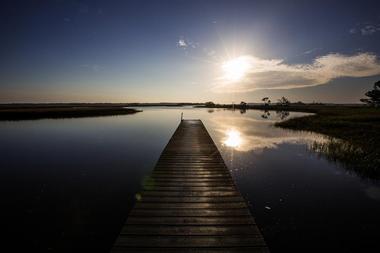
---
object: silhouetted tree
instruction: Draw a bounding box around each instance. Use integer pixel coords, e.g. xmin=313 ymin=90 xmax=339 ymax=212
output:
xmin=239 ymin=101 xmax=247 ymax=114
xmin=262 ymin=97 xmax=271 ymax=106
xmin=204 ymin=101 xmax=215 ymax=107
xmin=360 ymin=80 xmax=380 ymax=107
xmin=277 ymin=97 xmax=290 ymax=106
xmin=240 ymin=101 xmax=247 ymax=107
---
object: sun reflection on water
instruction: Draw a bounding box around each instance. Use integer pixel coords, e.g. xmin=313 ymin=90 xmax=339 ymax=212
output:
xmin=223 ymin=129 xmax=243 ymax=148
xmin=213 ymin=114 xmax=330 ymax=152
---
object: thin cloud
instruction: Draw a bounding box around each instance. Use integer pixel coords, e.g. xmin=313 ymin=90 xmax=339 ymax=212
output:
xmin=360 ymin=24 xmax=380 ymax=35
xmin=178 ymin=38 xmax=187 ymax=48
xmin=214 ymin=53 xmax=380 ymax=92
xmin=303 ymin=47 xmax=322 ymax=55
xmin=177 ymin=37 xmax=199 ymax=49
xmin=350 ymin=23 xmax=380 ymax=35
xmin=349 ymin=28 xmax=357 ymax=34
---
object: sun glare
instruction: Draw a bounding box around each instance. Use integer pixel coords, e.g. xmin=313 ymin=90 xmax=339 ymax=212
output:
xmin=223 ymin=129 xmax=242 ymax=148
xmin=222 ymin=56 xmax=251 ymax=82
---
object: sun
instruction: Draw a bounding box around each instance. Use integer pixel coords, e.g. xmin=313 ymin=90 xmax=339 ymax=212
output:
xmin=222 ymin=56 xmax=251 ymax=82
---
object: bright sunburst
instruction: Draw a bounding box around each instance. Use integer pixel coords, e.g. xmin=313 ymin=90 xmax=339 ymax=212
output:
xmin=222 ymin=56 xmax=251 ymax=82
xmin=223 ymin=129 xmax=242 ymax=148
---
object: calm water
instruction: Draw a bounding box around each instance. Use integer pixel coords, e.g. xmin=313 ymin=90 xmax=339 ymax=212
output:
xmin=1 ymin=107 xmax=379 ymax=252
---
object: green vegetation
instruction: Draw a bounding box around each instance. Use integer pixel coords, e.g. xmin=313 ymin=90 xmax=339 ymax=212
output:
xmin=276 ymin=106 xmax=380 ymax=179
xmin=0 ymin=104 xmax=141 ymax=120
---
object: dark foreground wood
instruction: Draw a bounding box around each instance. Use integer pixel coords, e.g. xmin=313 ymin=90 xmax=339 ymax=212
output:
xmin=111 ymin=120 xmax=269 ymax=252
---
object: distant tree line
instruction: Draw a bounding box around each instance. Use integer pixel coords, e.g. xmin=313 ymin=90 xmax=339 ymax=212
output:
xmin=203 ymin=79 xmax=380 ymax=109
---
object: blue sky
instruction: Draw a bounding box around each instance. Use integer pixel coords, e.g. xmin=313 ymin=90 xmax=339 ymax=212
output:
xmin=1 ymin=0 xmax=380 ymax=103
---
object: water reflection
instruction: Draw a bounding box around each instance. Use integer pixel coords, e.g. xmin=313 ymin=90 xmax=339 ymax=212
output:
xmin=214 ymin=112 xmax=380 ymax=179
xmin=212 ymin=115 xmax=328 ymax=152
xmin=261 ymin=110 xmax=289 ymax=120
xmin=310 ymin=138 xmax=379 ymax=179
xmin=1 ymin=107 xmax=379 ymax=252
xmin=261 ymin=110 xmax=271 ymax=119
xmin=276 ymin=110 xmax=290 ymax=120
xmin=223 ymin=129 xmax=243 ymax=148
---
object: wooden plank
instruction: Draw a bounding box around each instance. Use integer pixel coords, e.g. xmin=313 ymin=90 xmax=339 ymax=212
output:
xmin=141 ymin=182 xmax=236 ymax=187
xmin=151 ymin=171 xmax=230 ymax=175
xmin=151 ymin=175 xmax=231 ymax=179
xmin=111 ymin=120 xmax=268 ymax=252
xmin=141 ymin=191 xmax=240 ymax=197
xmin=141 ymin=186 xmax=237 ymax=191
xmin=129 ymin=208 xmax=251 ymax=217
xmin=134 ymin=202 xmax=248 ymax=209
xmin=126 ymin=216 xmax=255 ymax=225
xmin=112 ymin=247 xmax=270 ymax=253
xmin=145 ymin=178 xmax=233 ymax=182
xmin=153 ymin=169 xmax=230 ymax=173
xmin=114 ymin=235 xmax=266 ymax=247
xmin=138 ymin=196 xmax=245 ymax=203
xmin=121 ymin=225 xmax=261 ymax=235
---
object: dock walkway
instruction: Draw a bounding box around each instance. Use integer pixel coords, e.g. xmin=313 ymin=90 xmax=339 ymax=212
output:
xmin=111 ymin=119 xmax=268 ymax=252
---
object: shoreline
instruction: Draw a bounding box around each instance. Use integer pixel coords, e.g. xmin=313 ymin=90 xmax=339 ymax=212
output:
xmin=0 ymin=106 xmax=141 ymax=121
xmin=275 ymin=106 xmax=380 ymax=178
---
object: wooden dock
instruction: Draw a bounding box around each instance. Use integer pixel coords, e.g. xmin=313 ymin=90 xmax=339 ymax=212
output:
xmin=111 ymin=120 xmax=269 ymax=252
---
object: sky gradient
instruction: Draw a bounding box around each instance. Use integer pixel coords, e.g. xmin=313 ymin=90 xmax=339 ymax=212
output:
xmin=1 ymin=0 xmax=380 ymax=103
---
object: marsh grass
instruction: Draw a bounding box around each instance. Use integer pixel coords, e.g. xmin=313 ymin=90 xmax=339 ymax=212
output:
xmin=276 ymin=107 xmax=380 ymax=179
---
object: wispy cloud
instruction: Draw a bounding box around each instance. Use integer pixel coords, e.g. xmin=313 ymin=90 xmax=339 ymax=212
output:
xmin=178 ymin=38 xmax=187 ymax=48
xmin=177 ymin=36 xmax=218 ymax=62
xmin=349 ymin=28 xmax=357 ymax=34
xmin=303 ymin=47 xmax=322 ymax=55
xmin=177 ymin=37 xmax=199 ymax=49
xmin=214 ymin=53 xmax=380 ymax=92
xmin=350 ymin=23 xmax=380 ymax=35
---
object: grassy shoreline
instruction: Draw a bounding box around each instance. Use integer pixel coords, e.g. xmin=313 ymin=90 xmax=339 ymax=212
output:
xmin=275 ymin=106 xmax=380 ymax=146
xmin=0 ymin=105 xmax=141 ymax=120
xmin=275 ymin=106 xmax=380 ymax=178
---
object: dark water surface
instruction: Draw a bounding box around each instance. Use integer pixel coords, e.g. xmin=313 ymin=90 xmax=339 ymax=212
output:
xmin=1 ymin=107 xmax=379 ymax=252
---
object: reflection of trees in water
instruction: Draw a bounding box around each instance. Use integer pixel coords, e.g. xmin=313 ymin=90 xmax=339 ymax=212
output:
xmin=240 ymin=108 xmax=246 ymax=114
xmin=311 ymin=138 xmax=379 ymax=180
xmin=276 ymin=110 xmax=290 ymax=120
xmin=261 ymin=109 xmax=289 ymax=119
xmin=261 ymin=110 xmax=270 ymax=119
xmin=207 ymin=109 xmax=214 ymax=113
